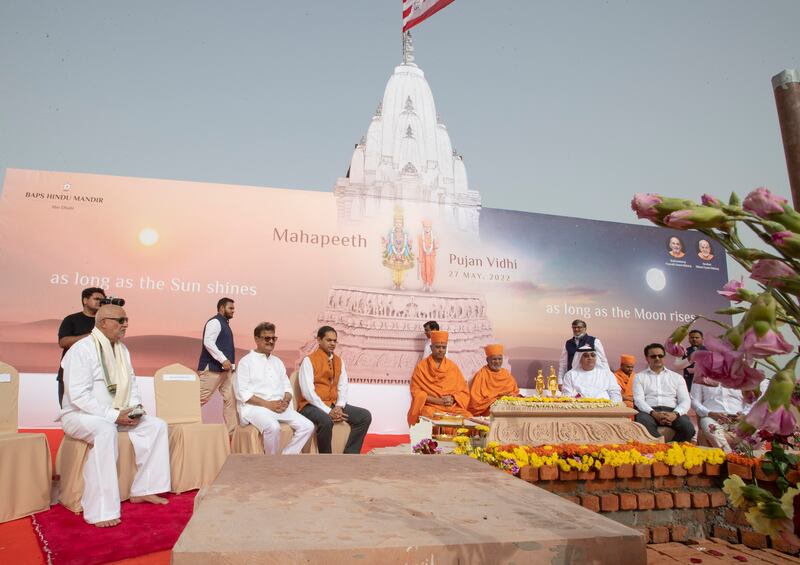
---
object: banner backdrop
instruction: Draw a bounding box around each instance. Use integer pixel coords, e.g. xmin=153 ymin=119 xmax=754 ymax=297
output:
xmin=0 ymin=168 xmax=729 ymax=431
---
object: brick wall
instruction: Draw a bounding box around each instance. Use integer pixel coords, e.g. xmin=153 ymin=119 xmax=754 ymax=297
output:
xmin=519 ymin=461 xmax=798 ymax=554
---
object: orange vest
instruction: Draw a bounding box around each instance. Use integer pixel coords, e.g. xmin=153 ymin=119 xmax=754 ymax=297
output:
xmin=298 ymin=348 xmax=341 ymax=411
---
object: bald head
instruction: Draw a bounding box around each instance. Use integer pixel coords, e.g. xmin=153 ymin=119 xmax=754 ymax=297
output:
xmin=95 ymin=305 xmax=128 ymax=343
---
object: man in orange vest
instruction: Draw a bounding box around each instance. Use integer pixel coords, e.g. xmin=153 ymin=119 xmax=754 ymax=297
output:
xmin=298 ymin=326 xmax=372 ymax=453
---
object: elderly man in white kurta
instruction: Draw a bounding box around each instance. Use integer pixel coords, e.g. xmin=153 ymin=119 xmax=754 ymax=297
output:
xmin=60 ymin=305 xmax=170 ymax=528
xmin=691 ymin=383 xmax=750 ymax=452
xmin=562 ymin=345 xmax=623 ymax=402
xmin=234 ymin=322 xmax=314 ymax=454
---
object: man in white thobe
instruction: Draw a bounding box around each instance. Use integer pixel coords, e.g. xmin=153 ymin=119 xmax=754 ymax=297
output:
xmin=557 ymin=319 xmax=609 ymax=383
xmin=691 ymin=383 xmax=750 ymax=452
xmin=60 ymin=305 xmax=170 ymax=527
xmin=562 ymin=346 xmax=622 ymax=402
xmin=234 ymin=322 xmax=314 ymax=454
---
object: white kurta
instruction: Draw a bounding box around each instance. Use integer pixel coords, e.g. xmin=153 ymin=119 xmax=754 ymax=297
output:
xmin=298 ymin=354 xmax=350 ymax=414
xmin=691 ymin=383 xmax=750 ymax=452
xmin=235 ymin=350 xmax=314 ymax=454
xmin=60 ymin=336 xmax=170 ymax=524
xmin=562 ymin=367 xmax=622 ymax=402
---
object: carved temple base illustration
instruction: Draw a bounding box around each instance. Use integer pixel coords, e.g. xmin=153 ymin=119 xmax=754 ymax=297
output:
xmin=487 ymin=404 xmax=663 ymax=446
xmin=298 ymin=285 xmax=498 ymax=384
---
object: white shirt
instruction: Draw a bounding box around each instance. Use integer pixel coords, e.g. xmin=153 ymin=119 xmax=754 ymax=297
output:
xmin=633 ymin=367 xmax=691 ymax=415
xmin=203 ymin=317 xmax=230 ymax=365
xmin=423 ymin=339 xmax=432 ymax=358
xmin=299 ymin=354 xmax=349 ymax=414
xmin=60 ymin=336 xmax=142 ymax=423
xmin=562 ymin=366 xmax=622 ymax=403
xmin=234 ymin=350 xmax=292 ymax=408
xmin=557 ymin=336 xmax=608 ymax=381
xmin=691 ymin=384 xmax=749 ymax=418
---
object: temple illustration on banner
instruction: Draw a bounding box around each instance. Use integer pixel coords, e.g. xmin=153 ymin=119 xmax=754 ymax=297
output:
xmin=301 ymin=34 xmax=500 ymax=384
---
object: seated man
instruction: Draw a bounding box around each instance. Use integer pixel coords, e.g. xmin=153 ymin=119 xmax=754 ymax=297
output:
xmin=468 ymin=344 xmax=520 ymax=416
xmin=408 ymin=330 xmax=472 ymax=425
xmin=633 ymin=343 xmax=695 ymax=442
xmin=60 ymin=304 xmax=170 ymax=528
xmin=614 ymin=354 xmax=637 ymax=408
xmin=298 ymin=326 xmax=372 ymax=454
xmin=690 ymin=382 xmax=749 ymax=453
xmin=562 ymin=345 xmax=622 ymax=402
xmin=235 ymin=322 xmax=314 ymax=454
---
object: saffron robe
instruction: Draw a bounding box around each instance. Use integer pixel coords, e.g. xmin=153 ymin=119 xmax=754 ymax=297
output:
xmin=407 ymin=356 xmax=471 ymax=425
xmin=468 ymin=366 xmax=519 ymax=416
xmin=614 ymin=369 xmax=636 ymax=408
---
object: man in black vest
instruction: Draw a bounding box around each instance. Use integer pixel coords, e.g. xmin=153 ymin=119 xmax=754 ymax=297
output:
xmin=198 ymin=297 xmax=237 ymax=435
xmin=676 ymin=329 xmax=706 ymax=392
xmin=556 ymin=319 xmax=608 ymax=383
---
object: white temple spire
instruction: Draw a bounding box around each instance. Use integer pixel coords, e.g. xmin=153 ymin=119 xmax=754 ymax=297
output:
xmin=402 ymin=31 xmax=415 ymax=66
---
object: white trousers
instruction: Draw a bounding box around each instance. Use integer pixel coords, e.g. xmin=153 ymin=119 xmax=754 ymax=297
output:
xmin=240 ymin=405 xmax=314 ymax=455
xmin=698 ymin=416 xmax=734 ymax=453
xmin=61 ymin=413 xmax=171 ymax=524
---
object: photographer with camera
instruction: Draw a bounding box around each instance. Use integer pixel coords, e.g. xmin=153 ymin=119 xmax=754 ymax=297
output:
xmin=60 ymin=303 xmax=170 ymax=527
xmin=56 ymin=287 xmax=109 ymax=406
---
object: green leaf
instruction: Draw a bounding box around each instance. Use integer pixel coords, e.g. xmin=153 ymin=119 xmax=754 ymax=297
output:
xmin=729 ymin=192 xmax=741 ymax=206
xmin=761 ymin=461 xmax=775 ymax=474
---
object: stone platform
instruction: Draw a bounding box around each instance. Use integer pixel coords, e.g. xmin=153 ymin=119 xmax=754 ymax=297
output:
xmin=298 ymin=285 xmax=498 ymax=384
xmin=172 ymin=454 xmax=646 ymax=564
xmin=489 ymin=401 xmax=661 ymax=445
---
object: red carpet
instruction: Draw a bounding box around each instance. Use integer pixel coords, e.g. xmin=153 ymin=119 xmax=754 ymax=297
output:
xmin=32 ymin=492 xmax=196 ymax=565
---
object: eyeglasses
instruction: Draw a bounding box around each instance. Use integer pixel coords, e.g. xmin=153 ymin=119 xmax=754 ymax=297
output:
xmin=101 ymin=317 xmax=128 ymax=325
xmin=648 ymin=354 xmax=665 ymax=359
xmin=258 ymin=336 xmax=278 ymax=342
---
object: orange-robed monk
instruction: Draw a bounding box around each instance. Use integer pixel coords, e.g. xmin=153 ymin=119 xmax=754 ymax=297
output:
xmin=407 ymin=331 xmax=472 ymax=425
xmin=614 ymin=354 xmax=637 ymax=408
xmin=468 ymin=344 xmax=520 ymax=416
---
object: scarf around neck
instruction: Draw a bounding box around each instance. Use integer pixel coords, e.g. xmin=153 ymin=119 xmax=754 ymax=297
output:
xmin=91 ymin=327 xmax=132 ymax=409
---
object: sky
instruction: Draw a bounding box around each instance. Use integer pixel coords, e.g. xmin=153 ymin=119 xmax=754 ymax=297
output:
xmin=1 ymin=1 xmax=799 ymax=225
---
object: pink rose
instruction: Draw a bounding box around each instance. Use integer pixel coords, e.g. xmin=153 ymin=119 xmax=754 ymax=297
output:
xmin=751 ymin=259 xmax=797 ymax=287
xmin=631 ymin=193 xmax=663 ymax=221
xmin=665 ymin=337 xmax=686 ymax=357
xmin=745 ymin=401 xmax=798 ymax=436
xmin=741 ymin=328 xmax=794 ymax=357
xmin=717 ymin=279 xmax=744 ymax=302
xmin=692 ymin=335 xmax=764 ymax=391
xmin=743 ymin=187 xmax=787 ymax=217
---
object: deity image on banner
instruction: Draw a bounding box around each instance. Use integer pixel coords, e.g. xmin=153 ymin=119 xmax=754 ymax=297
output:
xmin=417 ymin=219 xmax=438 ymax=292
xmin=382 ymin=205 xmax=415 ymax=290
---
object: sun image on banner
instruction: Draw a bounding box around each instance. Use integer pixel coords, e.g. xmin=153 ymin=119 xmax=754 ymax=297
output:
xmin=0 ymin=168 xmax=728 ymax=396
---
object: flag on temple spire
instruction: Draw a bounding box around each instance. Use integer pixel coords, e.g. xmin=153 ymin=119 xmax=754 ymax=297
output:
xmin=402 ymin=0 xmax=455 ymax=33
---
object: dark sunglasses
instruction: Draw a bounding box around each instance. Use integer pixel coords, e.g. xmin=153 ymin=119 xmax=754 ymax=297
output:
xmin=258 ymin=336 xmax=278 ymax=342
xmin=101 ymin=317 xmax=129 ymax=324
xmin=648 ymin=354 xmax=665 ymax=359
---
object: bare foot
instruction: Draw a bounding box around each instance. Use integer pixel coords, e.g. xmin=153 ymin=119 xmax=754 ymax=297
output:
xmin=94 ymin=518 xmax=121 ymax=528
xmin=130 ymin=494 xmax=169 ymax=505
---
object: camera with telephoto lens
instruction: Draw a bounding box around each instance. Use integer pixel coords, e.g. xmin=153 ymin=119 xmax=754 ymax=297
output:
xmin=100 ymin=296 xmax=126 ymax=307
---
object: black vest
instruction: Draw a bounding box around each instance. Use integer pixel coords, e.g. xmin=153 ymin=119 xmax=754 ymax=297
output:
xmin=197 ymin=313 xmax=235 ymax=372
xmin=565 ymin=334 xmax=596 ymax=370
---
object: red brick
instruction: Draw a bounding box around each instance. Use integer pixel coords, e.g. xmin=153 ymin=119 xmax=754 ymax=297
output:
xmin=584 ymin=479 xmax=616 ymax=492
xmin=654 ymin=491 xmax=674 ymax=509
xmin=636 ymin=492 xmax=655 ymax=510
xmin=559 ymin=468 xmax=578 ymax=481
xmin=520 ymin=466 xmax=539 ymax=482
xmin=725 ymin=508 xmax=749 ymax=527
xmin=672 ymin=491 xmax=691 ymax=509
xmin=652 ymin=462 xmax=670 ymax=477
xmin=690 ymin=492 xmax=710 ymax=508
xmin=727 ymin=462 xmax=753 ymax=480
xmin=755 ymin=465 xmax=777 ymax=482
xmin=653 ymin=476 xmax=684 ymax=489
xmin=540 ymin=480 xmax=579 ymax=494
xmin=704 ymin=462 xmax=722 ymax=476
xmin=634 ymin=464 xmax=652 ymax=478
xmin=709 ymin=490 xmax=727 ymax=507
xmin=741 ymin=530 xmax=768 ymax=549
xmin=787 ymin=470 xmax=800 ymax=484
xmin=539 ymin=465 xmax=558 ymax=481
xmin=686 ymin=476 xmax=715 ymax=488
xmin=560 ymin=495 xmax=580 ymax=506
xmin=600 ymin=494 xmax=619 ymax=512
xmin=686 ymin=464 xmax=703 ymax=475
xmin=713 ymin=525 xmax=739 ymax=543
xmin=622 ymin=478 xmax=650 ymax=490
xmin=650 ymin=526 xmax=670 ymax=544
xmin=577 ymin=470 xmax=596 ymax=481
xmin=580 ymin=494 xmax=600 ymax=512
xmin=619 ymin=492 xmax=637 ymax=510
xmin=771 ymin=534 xmax=800 ymax=554
xmin=670 ymin=465 xmax=688 ymax=477
xmin=670 ymin=525 xmax=689 ymax=542
xmin=597 ymin=464 xmax=616 ymax=480
xmin=616 ymin=464 xmax=634 ymax=479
